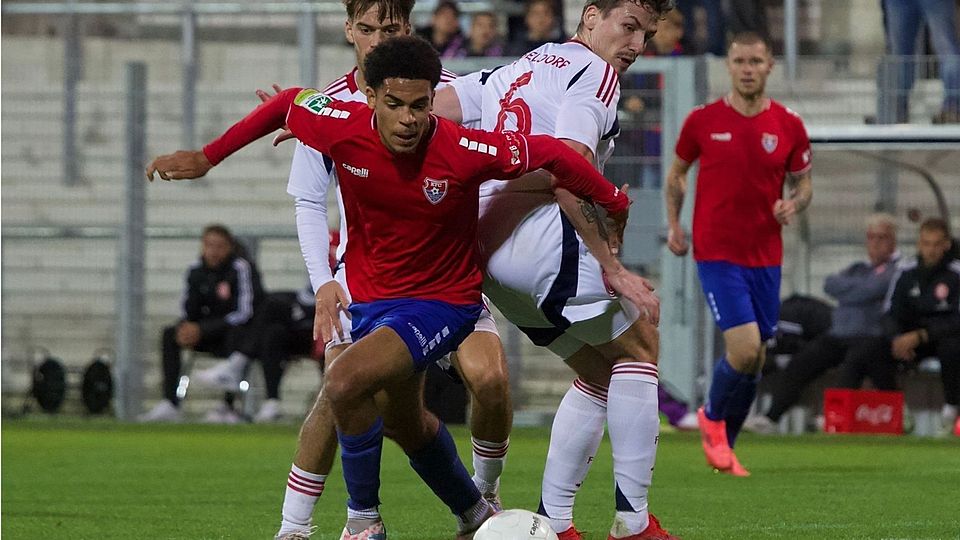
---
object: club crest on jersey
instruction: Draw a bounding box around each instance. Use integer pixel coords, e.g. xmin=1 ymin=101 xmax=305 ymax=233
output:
xmin=422 ymin=178 xmax=448 ymax=204
xmin=761 ymin=133 xmax=778 ymax=153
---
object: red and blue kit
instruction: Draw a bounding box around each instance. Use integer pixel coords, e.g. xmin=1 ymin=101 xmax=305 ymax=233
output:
xmin=675 ymin=97 xmax=811 ymax=268
xmin=202 ymin=87 xmax=629 ymax=366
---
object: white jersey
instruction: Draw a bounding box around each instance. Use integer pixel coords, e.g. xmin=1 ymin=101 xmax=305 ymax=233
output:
xmin=452 ymin=40 xmax=620 ymax=176
xmin=450 ymin=41 xmax=634 ymax=358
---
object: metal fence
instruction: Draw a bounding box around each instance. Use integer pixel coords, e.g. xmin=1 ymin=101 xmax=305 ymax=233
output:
xmin=3 ymin=2 xmax=960 ymax=420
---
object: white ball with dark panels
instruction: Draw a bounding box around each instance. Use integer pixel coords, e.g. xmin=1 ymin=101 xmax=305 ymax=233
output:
xmin=473 ymin=509 xmax=559 ymax=540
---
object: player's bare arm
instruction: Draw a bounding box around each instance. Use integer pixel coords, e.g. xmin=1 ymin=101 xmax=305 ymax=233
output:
xmin=552 ymin=139 xmax=660 ymax=325
xmin=665 ymin=157 xmax=691 ymax=255
xmin=552 ymin=139 xmax=628 ymax=254
xmin=432 ymin=86 xmax=463 ymax=124
xmin=773 ymin=170 xmax=813 ymax=225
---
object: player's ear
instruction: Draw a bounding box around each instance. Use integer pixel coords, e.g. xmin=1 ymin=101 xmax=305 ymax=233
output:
xmin=365 ymin=86 xmax=377 ymax=109
xmin=582 ymin=5 xmax=600 ymax=31
xmin=345 ymin=19 xmax=355 ymax=45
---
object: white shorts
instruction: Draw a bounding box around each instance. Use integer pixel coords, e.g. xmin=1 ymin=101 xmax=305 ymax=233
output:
xmin=480 ymin=201 xmax=640 ymax=359
xmin=325 ymin=264 xmax=500 ymax=352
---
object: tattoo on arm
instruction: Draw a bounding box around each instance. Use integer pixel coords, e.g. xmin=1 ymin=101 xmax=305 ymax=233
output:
xmin=788 ymin=173 xmax=813 ymax=212
xmin=578 ymin=199 xmax=609 ymax=241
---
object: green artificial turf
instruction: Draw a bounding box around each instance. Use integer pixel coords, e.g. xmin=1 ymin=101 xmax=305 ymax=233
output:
xmin=2 ymin=419 xmax=958 ymax=539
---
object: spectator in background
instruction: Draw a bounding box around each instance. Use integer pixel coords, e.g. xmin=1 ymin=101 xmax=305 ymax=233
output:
xmin=139 ymin=224 xmax=265 ymax=423
xmin=194 ymin=285 xmax=317 ymax=423
xmin=880 ymin=0 xmax=960 ymax=123
xmin=677 ymin=0 xmax=725 ymax=55
xmin=196 ymin=230 xmax=340 ymax=422
xmin=505 ymin=0 xmax=561 ymax=56
xmin=418 ymin=0 xmax=467 ymax=58
xmin=744 ymin=214 xmax=901 ymax=434
xmin=884 ymin=217 xmax=960 ymax=434
xmin=622 ymin=8 xmax=686 ymax=188
xmin=727 ymin=0 xmax=768 ymax=39
xmin=466 ymin=11 xmax=504 ymax=57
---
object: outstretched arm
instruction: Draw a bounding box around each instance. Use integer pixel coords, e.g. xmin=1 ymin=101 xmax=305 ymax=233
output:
xmin=145 ymin=87 xmax=303 ymax=181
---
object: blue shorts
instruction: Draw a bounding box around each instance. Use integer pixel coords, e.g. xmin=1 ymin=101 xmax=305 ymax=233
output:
xmin=696 ymin=261 xmax=781 ymax=340
xmin=349 ymin=299 xmax=483 ymax=372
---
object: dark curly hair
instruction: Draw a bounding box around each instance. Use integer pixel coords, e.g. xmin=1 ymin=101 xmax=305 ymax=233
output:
xmin=363 ymin=36 xmax=442 ymax=91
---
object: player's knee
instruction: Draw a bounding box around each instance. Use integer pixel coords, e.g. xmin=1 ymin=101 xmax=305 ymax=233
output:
xmin=320 ymin=369 xmax=359 ymax=408
xmin=727 ymin=339 xmax=763 ymax=368
xmin=617 ymin=320 xmax=660 ymax=364
xmin=469 ymin=368 xmax=510 ymax=411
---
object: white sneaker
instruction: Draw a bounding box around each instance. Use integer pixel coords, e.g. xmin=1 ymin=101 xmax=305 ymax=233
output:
xmin=742 ymin=415 xmax=777 ymax=435
xmin=203 ymin=403 xmax=243 ymax=424
xmin=254 ymin=399 xmax=283 ymax=423
xmin=138 ymin=400 xmax=182 ymax=423
xmin=194 ymin=359 xmax=243 ymax=391
xmin=674 ymin=411 xmax=699 ymax=431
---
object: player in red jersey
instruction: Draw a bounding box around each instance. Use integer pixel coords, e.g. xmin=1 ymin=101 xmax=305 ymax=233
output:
xmin=665 ymin=32 xmax=813 ymax=476
xmin=147 ymin=36 xmax=632 ymax=539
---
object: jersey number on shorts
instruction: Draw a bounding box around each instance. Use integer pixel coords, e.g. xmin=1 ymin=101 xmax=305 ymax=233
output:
xmin=495 ymin=71 xmax=534 ymax=134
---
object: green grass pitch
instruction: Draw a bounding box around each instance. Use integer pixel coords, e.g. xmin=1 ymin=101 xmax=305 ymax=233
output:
xmin=2 ymin=419 xmax=958 ymax=539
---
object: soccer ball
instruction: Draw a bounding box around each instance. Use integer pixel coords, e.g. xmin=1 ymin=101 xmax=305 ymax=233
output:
xmin=473 ymin=509 xmax=559 ymax=540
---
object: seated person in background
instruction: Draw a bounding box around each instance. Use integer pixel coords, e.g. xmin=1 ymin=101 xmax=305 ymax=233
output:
xmin=744 ymin=214 xmax=901 ymax=433
xmin=417 ymin=0 xmax=467 ymax=58
xmin=884 ymin=217 xmax=960 ymax=434
xmin=504 ymin=0 xmax=561 ymax=56
xmin=465 ymin=11 xmax=504 ymax=57
xmin=139 ymin=223 xmax=264 ymax=423
xmin=195 ymin=285 xmax=317 ymax=423
xmin=197 ymin=231 xmax=340 ymax=422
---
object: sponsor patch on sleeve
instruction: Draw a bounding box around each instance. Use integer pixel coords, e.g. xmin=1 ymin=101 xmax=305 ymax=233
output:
xmin=294 ymin=89 xmax=333 ymax=114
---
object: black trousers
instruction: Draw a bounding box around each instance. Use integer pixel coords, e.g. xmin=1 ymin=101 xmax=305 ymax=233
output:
xmin=767 ymin=334 xmax=894 ymax=421
xmin=161 ymin=323 xmax=245 ymax=405
xmin=912 ymin=336 xmax=960 ymax=406
xmin=235 ymin=292 xmax=314 ymax=400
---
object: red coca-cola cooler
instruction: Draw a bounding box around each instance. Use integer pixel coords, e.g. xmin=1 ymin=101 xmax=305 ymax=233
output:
xmin=823 ymin=389 xmax=904 ymax=434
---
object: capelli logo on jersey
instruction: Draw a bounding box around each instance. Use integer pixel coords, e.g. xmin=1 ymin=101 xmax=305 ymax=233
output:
xmin=342 ymin=163 xmax=368 ymax=178
xmin=710 ymin=132 xmax=732 ymax=141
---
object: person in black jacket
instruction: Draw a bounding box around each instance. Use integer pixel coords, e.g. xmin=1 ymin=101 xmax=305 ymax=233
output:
xmin=885 ymin=217 xmax=960 ymax=432
xmin=139 ymin=224 xmax=264 ymax=423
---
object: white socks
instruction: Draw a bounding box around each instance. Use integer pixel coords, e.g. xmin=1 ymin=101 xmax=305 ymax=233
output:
xmin=278 ymin=464 xmax=326 ymax=535
xmin=472 ymin=437 xmax=509 ymax=496
xmin=607 ymin=362 xmax=660 ymax=535
xmin=540 ymin=378 xmax=607 ymax=534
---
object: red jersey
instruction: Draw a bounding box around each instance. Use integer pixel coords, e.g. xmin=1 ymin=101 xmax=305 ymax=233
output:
xmin=204 ymin=88 xmax=628 ymax=305
xmin=675 ymin=98 xmax=811 ymax=267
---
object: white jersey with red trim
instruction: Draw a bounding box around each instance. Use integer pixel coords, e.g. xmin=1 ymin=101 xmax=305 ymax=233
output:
xmin=451 ymin=40 xmax=620 ymax=176
xmin=449 ymin=40 xmax=635 ymax=358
